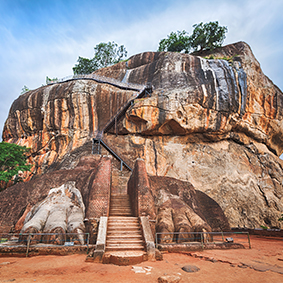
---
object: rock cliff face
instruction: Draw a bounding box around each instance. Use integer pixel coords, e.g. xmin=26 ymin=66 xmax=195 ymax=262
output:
xmin=1 ymin=41 xmax=283 ymax=230
xmin=3 ymin=81 xmax=137 ymax=177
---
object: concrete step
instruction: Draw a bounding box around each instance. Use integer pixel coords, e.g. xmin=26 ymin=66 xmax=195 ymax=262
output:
xmin=108 ymin=220 xmax=139 ymax=225
xmin=107 ymin=235 xmax=143 ymax=240
xmin=107 ymin=239 xmax=144 ymax=245
xmin=110 ymin=209 xmax=132 ymax=211
xmin=106 ymin=245 xmax=145 ymax=251
xmin=110 ymin=213 xmax=133 ymax=216
xmin=108 ymin=224 xmax=140 ymax=231
xmin=103 ymin=251 xmax=146 ymax=265
xmin=108 ymin=223 xmax=140 ymax=227
xmin=107 ymin=227 xmax=140 ymax=232
xmin=107 ymin=230 xmax=142 ymax=236
xmin=108 ymin=216 xmax=138 ymax=220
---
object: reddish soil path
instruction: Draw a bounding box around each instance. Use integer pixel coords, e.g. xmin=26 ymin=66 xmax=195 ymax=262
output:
xmin=0 ymin=236 xmax=282 ymax=282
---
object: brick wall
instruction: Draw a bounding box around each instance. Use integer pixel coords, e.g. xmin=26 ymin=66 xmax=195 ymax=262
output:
xmin=127 ymin=158 xmax=156 ymax=220
xmin=85 ymin=156 xmax=112 ymax=219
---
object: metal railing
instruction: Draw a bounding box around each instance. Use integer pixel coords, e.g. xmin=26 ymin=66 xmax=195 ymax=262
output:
xmin=91 ymin=85 xmax=151 ymax=171
xmin=92 ymin=138 xmax=132 ymax=171
xmin=0 ymin=232 xmax=90 ymax=256
xmin=155 ymin=231 xmax=251 ymax=249
xmin=47 ymin=73 xmax=146 ymax=91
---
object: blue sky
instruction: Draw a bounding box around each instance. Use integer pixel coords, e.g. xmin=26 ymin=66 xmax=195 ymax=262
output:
xmin=1 ymin=0 xmax=283 ymax=138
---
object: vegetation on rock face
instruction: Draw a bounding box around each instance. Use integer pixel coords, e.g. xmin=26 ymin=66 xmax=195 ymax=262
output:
xmin=21 ymin=85 xmax=30 ymax=94
xmin=45 ymin=76 xmax=58 ymax=84
xmin=157 ymin=21 xmax=228 ymax=53
xmin=73 ymin=41 xmax=127 ymax=75
xmin=0 ymin=142 xmax=31 ymax=190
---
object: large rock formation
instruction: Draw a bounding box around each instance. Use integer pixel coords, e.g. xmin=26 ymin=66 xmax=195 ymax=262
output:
xmin=1 ymin=41 xmax=283 ymax=231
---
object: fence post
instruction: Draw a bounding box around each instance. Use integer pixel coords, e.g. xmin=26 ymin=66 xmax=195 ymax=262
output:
xmin=86 ymin=233 xmax=90 ymax=254
xmin=155 ymin=233 xmax=158 ymax=249
xmin=221 ymin=232 xmax=224 ymax=242
xmin=200 ymin=233 xmax=204 ymax=250
xmin=26 ymin=234 xmax=31 ymax=257
xmin=247 ymin=232 xmax=251 ymax=249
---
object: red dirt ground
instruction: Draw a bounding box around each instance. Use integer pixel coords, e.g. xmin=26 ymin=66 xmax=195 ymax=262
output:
xmin=0 ymin=236 xmax=282 ymax=283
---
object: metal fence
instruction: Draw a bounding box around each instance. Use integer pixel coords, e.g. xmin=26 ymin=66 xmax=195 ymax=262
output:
xmin=47 ymin=73 xmax=146 ymax=91
xmin=155 ymin=231 xmax=251 ymax=249
xmin=0 ymin=232 xmax=90 ymax=256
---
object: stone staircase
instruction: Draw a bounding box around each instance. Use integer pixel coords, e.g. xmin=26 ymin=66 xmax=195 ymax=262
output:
xmin=103 ymin=194 xmax=146 ymax=265
xmin=106 ymin=194 xmax=145 ymax=251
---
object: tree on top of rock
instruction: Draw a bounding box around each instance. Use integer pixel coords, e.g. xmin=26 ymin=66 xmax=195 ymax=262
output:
xmin=157 ymin=21 xmax=228 ymax=53
xmin=189 ymin=21 xmax=228 ymax=52
xmin=158 ymin=30 xmax=191 ymax=53
xmin=73 ymin=41 xmax=127 ymax=75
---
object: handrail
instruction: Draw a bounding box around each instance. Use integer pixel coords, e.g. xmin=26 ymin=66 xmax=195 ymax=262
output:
xmin=102 ymin=86 xmax=149 ymax=133
xmin=47 ymin=73 xmax=146 ymax=91
xmin=93 ymin=138 xmax=132 ymax=171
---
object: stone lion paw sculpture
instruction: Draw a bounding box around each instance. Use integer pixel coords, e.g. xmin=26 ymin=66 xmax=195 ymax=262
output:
xmin=20 ymin=181 xmax=85 ymax=245
xmin=155 ymin=189 xmax=212 ymax=244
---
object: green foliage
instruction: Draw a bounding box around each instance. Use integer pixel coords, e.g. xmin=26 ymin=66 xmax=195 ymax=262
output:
xmin=73 ymin=41 xmax=128 ymax=75
xmin=189 ymin=21 xmax=227 ymax=52
xmin=260 ymin=225 xmax=268 ymax=230
xmin=204 ymin=54 xmax=237 ymax=64
xmin=46 ymin=76 xmax=58 ymax=85
xmin=157 ymin=21 xmax=228 ymax=53
xmin=0 ymin=142 xmax=31 ymax=185
xmin=72 ymin=57 xmax=98 ymax=75
xmin=21 ymin=85 xmax=30 ymax=94
xmin=158 ymin=30 xmax=190 ymax=53
xmin=279 ymin=214 xmax=283 ymax=221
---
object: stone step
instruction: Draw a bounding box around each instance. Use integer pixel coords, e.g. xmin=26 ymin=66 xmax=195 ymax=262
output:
xmin=107 ymin=227 xmax=140 ymax=232
xmin=108 ymin=226 xmax=140 ymax=231
xmin=107 ymin=239 xmax=144 ymax=245
xmin=110 ymin=204 xmax=131 ymax=207
xmin=110 ymin=205 xmax=130 ymax=207
xmin=109 ymin=216 xmax=138 ymax=220
xmin=108 ymin=220 xmax=139 ymax=224
xmin=108 ymin=223 xmax=140 ymax=228
xmin=110 ymin=197 xmax=130 ymax=200
xmin=107 ymin=235 xmax=143 ymax=240
xmin=106 ymin=245 xmax=145 ymax=251
xmin=110 ymin=208 xmax=131 ymax=212
xmin=107 ymin=230 xmax=142 ymax=236
xmin=109 ymin=210 xmax=132 ymax=214
xmin=103 ymin=251 xmax=146 ymax=265
xmin=110 ymin=213 xmax=133 ymax=216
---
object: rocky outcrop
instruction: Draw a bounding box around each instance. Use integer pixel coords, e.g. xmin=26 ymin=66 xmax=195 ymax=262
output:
xmin=1 ymin=41 xmax=283 ymax=231
xmin=105 ymin=134 xmax=283 ymax=229
xmin=97 ymin=42 xmax=283 ymax=157
xmin=2 ymin=80 xmax=138 ymax=177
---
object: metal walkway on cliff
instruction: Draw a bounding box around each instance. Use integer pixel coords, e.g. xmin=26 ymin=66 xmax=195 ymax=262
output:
xmin=47 ymin=73 xmax=152 ymax=171
xmin=47 ymin=73 xmax=146 ymax=92
xmin=92 ymin=84 xmax=152 ymax=171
